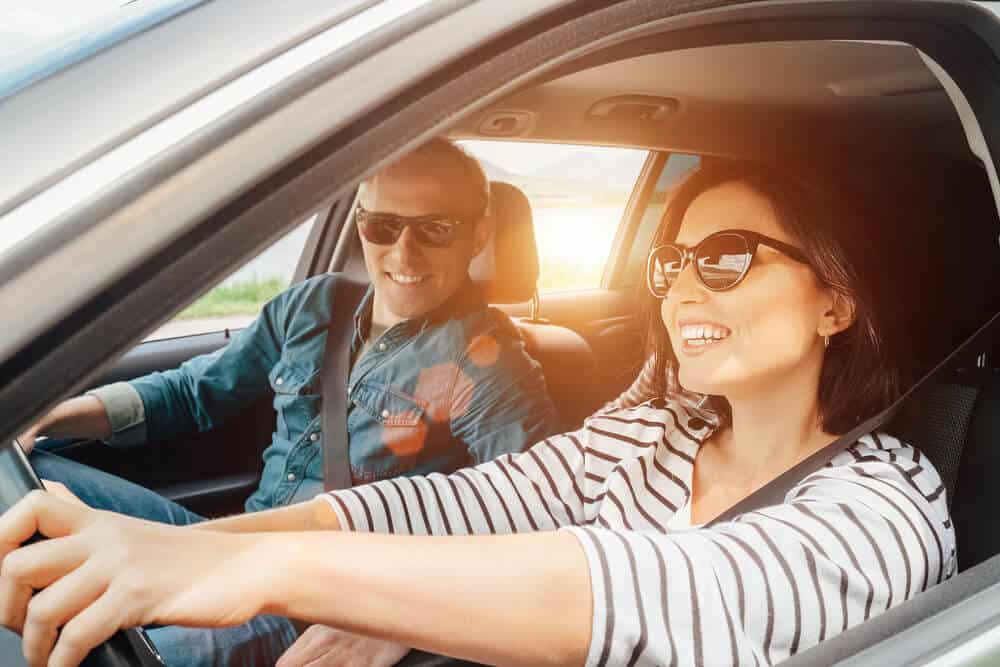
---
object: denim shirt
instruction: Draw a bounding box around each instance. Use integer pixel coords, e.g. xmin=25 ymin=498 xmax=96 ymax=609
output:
xmin=93 ymin=274 xmax=560 ymax=512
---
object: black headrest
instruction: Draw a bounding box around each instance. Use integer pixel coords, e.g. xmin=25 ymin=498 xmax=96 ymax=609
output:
xmin=470 ymin=181 xmax=539 ymax=304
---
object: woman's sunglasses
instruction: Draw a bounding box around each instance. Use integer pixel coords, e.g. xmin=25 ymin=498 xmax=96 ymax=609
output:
xmin=355 ymin=206 xmax=473 ymax=248
xmin=646 ymin=229 xmax=809 ymax=296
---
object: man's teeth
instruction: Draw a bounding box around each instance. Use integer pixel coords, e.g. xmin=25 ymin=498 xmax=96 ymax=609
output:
xmin=680 ymin=324 xmax=730 ymax=343
xmin=388 ymin=273 xmax=427 ymax=285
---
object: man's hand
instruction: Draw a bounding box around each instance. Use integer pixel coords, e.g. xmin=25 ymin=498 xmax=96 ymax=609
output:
xmin=0 ymin=491 xmax=272 ymax=667
xmin=15 ymin=426 xmax=42 ymax=456
xmin=277 ymin=625 xmax=410 ymax=667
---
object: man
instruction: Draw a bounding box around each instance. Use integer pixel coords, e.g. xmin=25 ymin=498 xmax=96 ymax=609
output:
xmin=20 ymin=138 xmax=560 ymax=666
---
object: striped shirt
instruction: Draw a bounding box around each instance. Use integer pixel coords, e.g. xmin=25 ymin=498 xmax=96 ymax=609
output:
xmin=323 ymin=397 xmax=956 ymax=666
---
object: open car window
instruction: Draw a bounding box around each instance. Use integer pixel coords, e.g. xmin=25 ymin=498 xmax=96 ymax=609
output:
xmin=145 ymin=214 xmax=317 ymax=341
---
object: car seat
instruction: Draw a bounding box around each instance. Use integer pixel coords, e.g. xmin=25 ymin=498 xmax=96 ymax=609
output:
xmin=470 ymin=181 xmax=601 ymax=430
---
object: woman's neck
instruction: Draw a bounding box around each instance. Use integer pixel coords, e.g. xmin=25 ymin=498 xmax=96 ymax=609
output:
xmin=712 ymin=358 xmax=834 ymax=484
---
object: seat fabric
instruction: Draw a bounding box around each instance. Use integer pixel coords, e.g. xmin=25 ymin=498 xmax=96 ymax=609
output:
xmin=470 ymin=181 xmax=598 ymax=430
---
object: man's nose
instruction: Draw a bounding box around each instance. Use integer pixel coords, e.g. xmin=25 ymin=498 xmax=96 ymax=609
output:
xmin=391 ymin=225 xmax=424 ymax=257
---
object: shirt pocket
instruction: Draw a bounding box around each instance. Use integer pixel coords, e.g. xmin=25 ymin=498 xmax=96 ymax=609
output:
xmin=351 ymin=380 xmax=428 ymax=427
xmin=268 ymin=359 xmax=320 ymax=440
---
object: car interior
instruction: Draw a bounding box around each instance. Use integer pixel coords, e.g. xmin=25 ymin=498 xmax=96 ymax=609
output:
xmin=7 ymin=3 xmax=1000 ymax=664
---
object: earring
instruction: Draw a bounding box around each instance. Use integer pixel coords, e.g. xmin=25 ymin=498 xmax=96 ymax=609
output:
xmin=824 ymin=334 xmax=830 ymax=349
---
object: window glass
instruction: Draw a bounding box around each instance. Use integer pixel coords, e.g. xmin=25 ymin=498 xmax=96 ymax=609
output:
xmin=145 ymin=215 xmax=317 ymax=341
xmin=460 ymin=140 xmax=648 ymax=292
xmin=621 ymin=153 xmax=701 ymax=286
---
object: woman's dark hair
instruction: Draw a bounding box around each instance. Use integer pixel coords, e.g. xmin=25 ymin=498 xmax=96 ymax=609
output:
xmin=642 ymin=159 xmax=899 ymax=434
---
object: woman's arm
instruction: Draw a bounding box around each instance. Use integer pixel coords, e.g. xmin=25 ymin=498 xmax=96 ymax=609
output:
xmin=0 ymin=492 xmax=591 ymax=667
xmin=0 ymin=435 xmax=952 ymax=667
xmin=196 ymin=496 xmax=341 ymax=533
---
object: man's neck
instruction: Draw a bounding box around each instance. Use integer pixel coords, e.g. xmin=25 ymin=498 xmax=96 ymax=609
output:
xmin=369 ymin=294 xmax=407 ymax=330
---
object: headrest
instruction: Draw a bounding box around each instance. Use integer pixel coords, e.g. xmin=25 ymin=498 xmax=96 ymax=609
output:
xmin=470 ymin=181 xmax=539 ymax=304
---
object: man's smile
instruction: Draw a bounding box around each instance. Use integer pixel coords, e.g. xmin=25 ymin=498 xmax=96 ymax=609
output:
xmin=386 ymin=272 xmax=430 ymax=285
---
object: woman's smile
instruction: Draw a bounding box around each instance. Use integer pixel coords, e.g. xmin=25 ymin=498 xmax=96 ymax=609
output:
xmin=676 ymin=319 xmax=732 ymax=356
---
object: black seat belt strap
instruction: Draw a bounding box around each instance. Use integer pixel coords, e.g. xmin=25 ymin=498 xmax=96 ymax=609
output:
xmin=321 ymin=276 xmax=369 ymax=491
xmin=707 ymin=307 xmax=1000 ymax=526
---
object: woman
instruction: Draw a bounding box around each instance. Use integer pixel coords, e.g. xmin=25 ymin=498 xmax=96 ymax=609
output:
xmin=0 ymin=162 xmax=954 ymax=667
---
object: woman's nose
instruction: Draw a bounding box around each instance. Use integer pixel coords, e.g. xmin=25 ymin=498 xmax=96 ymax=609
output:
xmin=667 ymin=261 xmax=705 ymax=303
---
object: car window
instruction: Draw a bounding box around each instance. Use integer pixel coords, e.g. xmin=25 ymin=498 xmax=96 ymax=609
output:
xmin=460 ymin=140 xmax=648 ymax=292
xmin=620 ymin=153 xmax=701 ymax=286
xmin=145 ymin=214 xmax=317 ymax=341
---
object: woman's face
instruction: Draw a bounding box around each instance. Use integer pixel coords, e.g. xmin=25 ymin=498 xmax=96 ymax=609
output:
xmin=661 ymin=180 xmax=833 ymax=398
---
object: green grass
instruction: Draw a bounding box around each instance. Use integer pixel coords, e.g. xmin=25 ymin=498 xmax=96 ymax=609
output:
xmin=177 ymin=276 xmax=287 ymax=319
xmin=175 ymin=253 xmax=604 ymax=322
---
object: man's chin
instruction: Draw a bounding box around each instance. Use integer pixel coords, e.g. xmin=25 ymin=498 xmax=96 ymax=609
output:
xmin=380 ymin=293 xmax=440 ymax=322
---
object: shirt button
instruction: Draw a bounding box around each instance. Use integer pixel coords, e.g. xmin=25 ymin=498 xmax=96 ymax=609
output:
xmin=275 ymin=377 xmax=284 ymax=386
xmin=286 ymin=473 xmax=296 ymax=481
xmin=381 ymin=409 xmax=390 ymax=419
xmin=687 ymin=417 xmax=706 ymax=430
xmin=378 ymin=342 xmax=387 ymax=351
xmin=309 ymin=432 xmax=319 ymax=442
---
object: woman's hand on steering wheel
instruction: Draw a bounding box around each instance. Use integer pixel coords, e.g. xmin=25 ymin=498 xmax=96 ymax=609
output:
xmin=0 ymin=491 xmax=272 ymax=667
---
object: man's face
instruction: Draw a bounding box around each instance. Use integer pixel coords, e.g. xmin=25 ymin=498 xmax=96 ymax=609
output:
xmin=358 ymin=154 xmax=490 ymax=328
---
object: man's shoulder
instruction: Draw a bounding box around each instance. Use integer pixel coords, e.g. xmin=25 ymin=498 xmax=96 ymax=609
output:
xmin=269 ymin=273 xmax=354 ymax=321
xmin=448 ymin=305 xmax=523 ymax=354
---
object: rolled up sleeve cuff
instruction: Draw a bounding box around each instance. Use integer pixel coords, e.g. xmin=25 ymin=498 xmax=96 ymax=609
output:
xmin=85 ymin=382 xmax=147 ymax=447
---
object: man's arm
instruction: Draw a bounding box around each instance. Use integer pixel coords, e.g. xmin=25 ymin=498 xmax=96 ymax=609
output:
xmin=449 ymin=316 xmax=561 ymax=463
xmin=17 ymin=396 xmax=112 ymax=454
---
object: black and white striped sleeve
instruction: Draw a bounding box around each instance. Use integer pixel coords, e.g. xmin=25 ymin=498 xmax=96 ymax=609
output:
xmin=321 ymin=426 xmax=611 ymax=535
xmin=562 ymin=438 xmax=956 ymax=667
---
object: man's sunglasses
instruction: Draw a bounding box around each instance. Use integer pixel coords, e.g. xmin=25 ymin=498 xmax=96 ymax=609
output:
xmin=646 ymin=229 xmax=809 ymax=296
xmin=355 ymin=206 xmax=473 ymax=248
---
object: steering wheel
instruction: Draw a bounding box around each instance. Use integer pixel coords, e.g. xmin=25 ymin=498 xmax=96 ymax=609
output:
xmin=0 ymin=440 xmax=166 ymax=667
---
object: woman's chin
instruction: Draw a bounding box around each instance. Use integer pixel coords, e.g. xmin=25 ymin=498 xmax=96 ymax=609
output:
xmin=676 ymin=367 xmax=737 ymax=398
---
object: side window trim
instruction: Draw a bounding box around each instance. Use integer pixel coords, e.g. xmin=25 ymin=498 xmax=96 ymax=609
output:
xmin=602 ymin=151 xmax=668 ymax=289
xmin=293 ymin=190 xmax=357 ymax=283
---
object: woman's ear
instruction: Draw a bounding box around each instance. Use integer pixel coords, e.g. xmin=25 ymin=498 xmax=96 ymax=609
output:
xmin=819 ymin=290 xmax=856 ymax=337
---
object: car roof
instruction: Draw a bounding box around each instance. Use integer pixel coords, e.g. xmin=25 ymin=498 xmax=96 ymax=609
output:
xmin=450 ymin=39 xmax=966 ymax=162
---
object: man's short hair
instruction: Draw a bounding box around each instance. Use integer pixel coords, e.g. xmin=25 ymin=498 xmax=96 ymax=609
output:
xmin=365 ymin=138 xmax=491 ymax=219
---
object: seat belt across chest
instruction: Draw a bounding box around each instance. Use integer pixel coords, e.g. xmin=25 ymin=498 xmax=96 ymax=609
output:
xmin=321 ymin=276 xmax=369 ymax=491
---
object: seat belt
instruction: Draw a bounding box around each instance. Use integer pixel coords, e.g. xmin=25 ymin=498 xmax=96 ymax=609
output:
xmin=320 ymin=276 xmax=369 ymax=491
xmin=707 ymin=307 xmax=1000 ymax=526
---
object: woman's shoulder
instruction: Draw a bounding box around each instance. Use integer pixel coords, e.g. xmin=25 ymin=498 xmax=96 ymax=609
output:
xmin=830 ymin=431 xmax=931 ymax=473
xmin=806 ymin=431 xmax=949 ymax=516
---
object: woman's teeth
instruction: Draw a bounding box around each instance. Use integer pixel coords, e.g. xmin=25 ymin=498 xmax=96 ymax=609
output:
xmin=680 ymin=324 xmax=731 ymax=345
xmin=388 ymin=273 xmax=428 ymax=285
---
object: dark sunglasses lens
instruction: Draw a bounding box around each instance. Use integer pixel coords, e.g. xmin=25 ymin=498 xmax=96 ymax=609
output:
xmin=414 ymin=220 xmax=457 ymax=247
xmin=696 ymin=234 xmax=751 ymax=289
xmin=359 ymin=218 xmax=403 ymax=245
xmin=649 ymin=246 xmax=684 ymax=296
